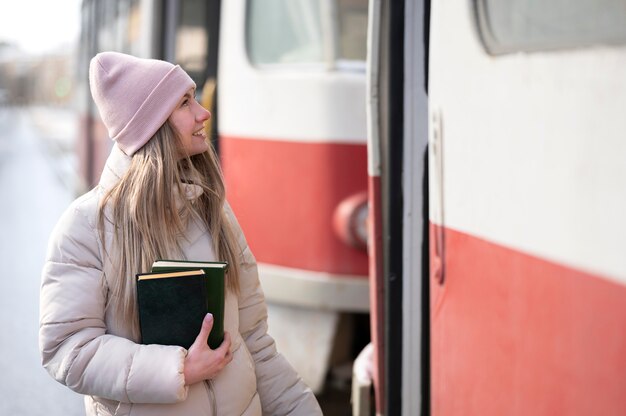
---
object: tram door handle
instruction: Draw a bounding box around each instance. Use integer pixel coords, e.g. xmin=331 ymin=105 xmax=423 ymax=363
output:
xmin=433 ymin=224 xmax=445 ymax=285
xmin=430 ymin=110 xmax=445 ymax=285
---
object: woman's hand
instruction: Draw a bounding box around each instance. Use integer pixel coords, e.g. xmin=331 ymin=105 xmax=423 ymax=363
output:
xmin=183 ymin=313 xmax=233 ymax=385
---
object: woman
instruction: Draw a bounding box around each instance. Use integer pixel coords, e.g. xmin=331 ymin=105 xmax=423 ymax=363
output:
xmin=39 ymin=51 xmax=322 ymax=416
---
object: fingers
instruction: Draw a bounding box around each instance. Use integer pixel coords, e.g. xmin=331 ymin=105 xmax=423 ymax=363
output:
xmin=192 ymin=313 xmax=213 ymax=347
xmin=218 ymin=334 xmax=231 ymax=357
xmin=215 ymin=331 xmax=231 ymax=353
xmin=216 ymin=332 xmax=233 ymax=363
xmin=183 ymin=328 xmax=233 ymax=384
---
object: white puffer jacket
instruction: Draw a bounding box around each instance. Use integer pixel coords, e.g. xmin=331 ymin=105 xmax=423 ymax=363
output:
xmin=39 ymin=145 xmax=322 ymax=416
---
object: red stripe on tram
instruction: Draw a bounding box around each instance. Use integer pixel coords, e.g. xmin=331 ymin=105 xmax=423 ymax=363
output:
xmin=430 ymin=225 xmax=626 ymax=416
xmin=220 ymin=135 xmax=369 ymax=276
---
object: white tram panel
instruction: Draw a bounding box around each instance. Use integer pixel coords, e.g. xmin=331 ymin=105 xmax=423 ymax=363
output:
xmin=218 ymin=0 xmax=367 ymax=144
xmin=429 ymin=0 xmax=626 ymax=284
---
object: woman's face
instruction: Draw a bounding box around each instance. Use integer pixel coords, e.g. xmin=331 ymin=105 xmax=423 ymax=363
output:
xmin=168 ymin=88 xmax=211 ymax=158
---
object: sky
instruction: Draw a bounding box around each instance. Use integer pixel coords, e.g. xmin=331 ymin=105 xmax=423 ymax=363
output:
xmin=0 ymin=0 xmax=82 ymax=54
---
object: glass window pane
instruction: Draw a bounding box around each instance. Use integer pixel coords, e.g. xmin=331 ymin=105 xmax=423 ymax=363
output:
xmin=247 ymin=0 xmax=324 ymax=64
xmin=476 ymin=0 xmax=626 ymax=54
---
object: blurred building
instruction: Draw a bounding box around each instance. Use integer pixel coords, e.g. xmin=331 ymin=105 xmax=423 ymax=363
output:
xmin=0 ymin=41 xmax=76 ymax=107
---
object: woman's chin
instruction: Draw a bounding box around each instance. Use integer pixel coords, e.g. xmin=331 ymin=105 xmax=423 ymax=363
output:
xmin=180 ymin=143 xmax=209 ymax=158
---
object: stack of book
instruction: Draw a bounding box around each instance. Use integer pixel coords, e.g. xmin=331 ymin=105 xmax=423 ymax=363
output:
xmin=136 ymin=260 xmax=228 ymax=349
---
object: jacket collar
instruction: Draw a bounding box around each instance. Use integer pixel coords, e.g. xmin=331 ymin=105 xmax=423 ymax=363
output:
xmin=99 ymin=144 xmax=131 ymax=192
xmin=98 ymin=144 xmax=204 ymax=204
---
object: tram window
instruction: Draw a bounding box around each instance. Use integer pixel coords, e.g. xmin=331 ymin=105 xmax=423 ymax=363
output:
xmin=247 ymin=0 xmax=324 ymax=65
xmin=337 ymin=0 xmax=368 ymax=62
xmin=246 ymin=0 xmax=368 ymax=66
xmin=175 ymin=0 xmax=209 ymax=85
xmin=475 ymin=0 xmax=626 ymax=54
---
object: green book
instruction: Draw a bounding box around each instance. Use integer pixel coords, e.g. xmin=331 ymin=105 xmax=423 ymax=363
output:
xmin=150 ymin=259 xmax=228 ymax=349
xmin=136 ymin=269 xmax=208 ymax=349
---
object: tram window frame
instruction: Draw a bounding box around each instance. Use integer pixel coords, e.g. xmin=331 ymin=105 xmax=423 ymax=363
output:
xmin=474 ymin=0 xmax=626 ymax=55
xmin=245 ymin=0 xmax=368 ymax=70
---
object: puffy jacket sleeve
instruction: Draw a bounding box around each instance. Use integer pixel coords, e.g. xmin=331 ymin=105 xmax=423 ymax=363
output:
xmin=39 ymin=194 xmax=188 ymax=404
xmin=225 ymin=203 xmax=322 ymax=415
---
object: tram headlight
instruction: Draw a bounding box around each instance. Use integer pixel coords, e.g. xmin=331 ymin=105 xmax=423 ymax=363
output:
xmin=332 ymin=191 xmax=369 ymax=251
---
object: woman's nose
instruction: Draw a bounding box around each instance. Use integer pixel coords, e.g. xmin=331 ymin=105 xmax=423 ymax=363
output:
xmin=197 ymin=105 xmax=211 ymax=122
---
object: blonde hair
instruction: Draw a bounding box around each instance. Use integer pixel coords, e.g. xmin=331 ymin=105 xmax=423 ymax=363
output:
xmin=98 ymin=121 xmax=240 ymax=339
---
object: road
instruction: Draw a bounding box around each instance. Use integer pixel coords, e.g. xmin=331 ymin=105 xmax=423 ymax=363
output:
xmin=0 ymin=107 xmax=84 ymax=415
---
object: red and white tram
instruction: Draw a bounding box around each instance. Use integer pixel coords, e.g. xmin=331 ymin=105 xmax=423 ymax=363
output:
xmin=218 ymin=0 xmax=371 ymax=393
xmin=365 ymin=0 xmax=626 ymax=415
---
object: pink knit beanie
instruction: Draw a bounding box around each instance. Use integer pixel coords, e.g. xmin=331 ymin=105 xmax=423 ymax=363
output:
xmin=89 ymin=51 xmax=195 ymax=156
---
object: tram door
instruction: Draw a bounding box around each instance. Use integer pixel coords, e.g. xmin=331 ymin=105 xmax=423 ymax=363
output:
xmin=217 ymin=0 xmax=370 ymax=393
xmin=161 ymin=0 xmax=221 ymax=139
xmin=429 ymin=1 xmax=626 ymax=415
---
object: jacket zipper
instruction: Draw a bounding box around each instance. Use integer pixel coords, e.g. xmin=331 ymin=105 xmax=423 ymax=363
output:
xmin=204 ymin=379 xmax=217 ymax=416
